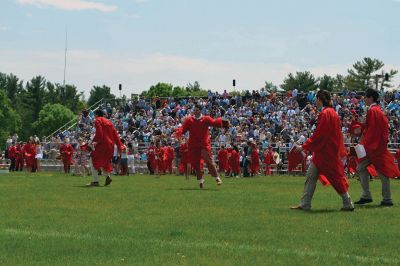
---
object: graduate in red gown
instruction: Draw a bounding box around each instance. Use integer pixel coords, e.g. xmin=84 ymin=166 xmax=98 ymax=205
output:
xmin=15 ymin=142 xmax=24 ymax=171
xmin=88 ymin=109 xmax=123 ymax=187
xmin=60 ymin=138 xmax=74 ymax=174
xmin=175 ymin=102 xmax=229 ymax=188
xmin=8 ymin=142 xmax=16 ymax=172
xmin=249 ymin=141 xmax=260 ymax=176
xmin=165 ymin=143 xmax=175 ymax=174
xmin=354 ymin=89 xmax=400 ymax=206
xmin=23 ymin=138 xmax=37 ymax=172
xmin=263 ymin=146 xmax=275 ymax=175
xmin=228 ymin=145 xmax=240 ymax=177
xmin=179 ymin=139 xmax=189 ymax=179
xmin=291 ymin=90 xmax=354 ymax=211
xmin=155 ymin=142 xmax=164 ymax=176
xmin=146 ymin=141 xmax=157 ymax=174
xmin=217 ymin=145 xmax=229 ymax=174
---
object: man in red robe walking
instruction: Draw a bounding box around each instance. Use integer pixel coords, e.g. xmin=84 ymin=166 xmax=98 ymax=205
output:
xmin=8 ymin=142 xmax=16 ymax=172
xmin=88 ymin=109 xmax=123 ymax=187
xmin=229 ymin=145 xmax=240 ymax=177
xmin=146 ymin=141 xmax=157 ymax=174
xmin=263 ymin=146 xmax=275 ymax=175
xmin=165 ymin=143 xmax=175 ymax=174
xmin=217 ymin=145 xmax=229 ymax=174
xmin=355 ymin=89 xmax=400 ymax=206
xmin=249 ymin=141 xmax=260 ymax=176
xmin=15 ymin=142 xmax=24 ymax=171
xmin=179 ymin=139 xmax=189 ymax=179
xmin=291 ymin=90 xmax=354 ymax=211
xmin=23 ymin=138 xmax=37 ymax=172
xmin=60 ymin=138 xmax=74 ymax=174
xmin=176 ymin=103 xmax=229 ymax=188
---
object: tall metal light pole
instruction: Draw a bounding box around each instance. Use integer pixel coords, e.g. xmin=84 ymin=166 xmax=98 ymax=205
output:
xmin=63 ymin=25 xmax=68 ymax=86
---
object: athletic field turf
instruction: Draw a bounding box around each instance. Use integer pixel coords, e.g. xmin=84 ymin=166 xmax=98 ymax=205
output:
xmin=0 ymin=172 xmax=399 ymax=265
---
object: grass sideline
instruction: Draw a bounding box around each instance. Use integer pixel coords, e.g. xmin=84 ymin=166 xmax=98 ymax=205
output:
xmin=0 ymin=172 xmax=399 ymax=265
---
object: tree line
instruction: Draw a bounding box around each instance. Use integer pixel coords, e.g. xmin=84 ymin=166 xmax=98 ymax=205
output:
xmin=0 ymin=57 xmax=398 ymax=148
xmin=0 ymin=74 xmax=116 ymax=147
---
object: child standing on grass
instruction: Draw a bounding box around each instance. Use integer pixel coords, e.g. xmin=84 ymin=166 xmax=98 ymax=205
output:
xmin=74 ymin=138 xmax=90 ymax=177
xmin=127 ymin=142 xmax=135 ymax=175
xmin=119 ymin=139 xmax=128 ymax=176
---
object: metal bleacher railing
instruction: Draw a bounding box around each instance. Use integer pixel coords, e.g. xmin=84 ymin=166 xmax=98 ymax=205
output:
xmin=45 ymin=98 xmax=105 ymax=140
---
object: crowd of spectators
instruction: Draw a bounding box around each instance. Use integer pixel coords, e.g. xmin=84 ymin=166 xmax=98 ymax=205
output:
xmin=3 ymin=88 xmax=400 ymax=171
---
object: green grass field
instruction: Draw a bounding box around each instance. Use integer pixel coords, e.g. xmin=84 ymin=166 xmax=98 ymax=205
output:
xmin=0 ymin=172 xmax=399 ymax=265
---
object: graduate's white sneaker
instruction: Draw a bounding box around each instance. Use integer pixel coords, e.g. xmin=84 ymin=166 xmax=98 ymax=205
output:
xmin=216 ymin=178 xmax=222 ymax=186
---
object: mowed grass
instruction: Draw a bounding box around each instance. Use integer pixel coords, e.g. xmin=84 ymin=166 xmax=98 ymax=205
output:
xmin=0 ymin=172 xmax=399 ymax=265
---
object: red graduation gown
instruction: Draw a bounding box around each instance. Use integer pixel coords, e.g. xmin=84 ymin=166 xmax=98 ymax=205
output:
xmin=179 ymin=115 xmax=223 ymax=165
xmin=91 ymin=117 xmax=122 ymax=172
xmin=302 ymin=107 xmax=349 ymax=194
xmin=361 ymin=104 xmax=400 ymax=178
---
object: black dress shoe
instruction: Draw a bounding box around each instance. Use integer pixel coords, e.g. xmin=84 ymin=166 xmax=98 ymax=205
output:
xmin=354 ymin=198 xmax=373 ymax=204
xmin=104 ymin=176 xmax=112 ymax=186
xmin=380 ymin=201 xmax=394 ymax=207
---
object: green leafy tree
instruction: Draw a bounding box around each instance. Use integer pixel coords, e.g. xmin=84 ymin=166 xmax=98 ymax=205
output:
xmin=32 ymin=104 xmax=75 ymax=137
xmin=0 ymin=73 xmax=24 ymax=109
xmin=0 ymin=91 xmax=21 ymax=148
xmin=172 ymin=86 xmax=189 ymax=97
xmin=345 ymin=57 xmax=397 ymax=91
xmin=87 ymin=85 xmax=116 ymax=107
xmin=265 ymin=81 xmax=278 ymax=92
xmin=319 ymin=75 xmax=336 ymax=92
xmin=186 ymin=81 xmax=201 ymax=92
xmin=141 ymin=83 xmax=173 ymax=98
xmin=281 ymin=71 xmax=318 ymax=92
xmin=16 ymin=76 xmax=47 ymax=139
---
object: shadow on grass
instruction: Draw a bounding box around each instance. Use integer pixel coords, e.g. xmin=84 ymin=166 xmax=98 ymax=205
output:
xmin=308 ymin=209 xmax=339 ymax=214
xmin=356 ymin=205 xmax=389 ymax=209
xmin=288 ymin=208 xmax=341 ymax=214
xmin=165 ymin=188 xmax=219 ymax=191
xmin=72 ymin=185 xmax=108 ymax=189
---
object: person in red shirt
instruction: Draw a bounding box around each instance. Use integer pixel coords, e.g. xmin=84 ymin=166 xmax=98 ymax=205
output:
xmin=88 ymin=109 xmax=123 ymax=187
xmin=355 ymin=89 xmax=400 ymax=206
xmin=60 ymin=138 xmax=74 ymax=174
xmin=175 ymin=103 xmax=229 ymax=188
xmin=291 ymin=90 xmax=354 ymax=211
xmin=8 ymin=142 xmax=16 ymax=172
xmin=217 ymin=145 xmax=229 ymax=175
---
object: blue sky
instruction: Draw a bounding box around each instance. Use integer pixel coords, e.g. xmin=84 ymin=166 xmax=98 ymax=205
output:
xmin=1 ymin=0 xmax=399 ymax=96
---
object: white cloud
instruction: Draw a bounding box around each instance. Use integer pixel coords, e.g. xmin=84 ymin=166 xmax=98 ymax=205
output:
xmin=16 ymin=0 xmax=117 ymax=12
xmin=0 ymin=26 xmax=9 ymax=31
xmin=0 ymin=50 xmax=399 ymax=97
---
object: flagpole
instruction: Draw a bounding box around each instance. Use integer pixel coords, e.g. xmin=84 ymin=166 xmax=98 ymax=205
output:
xmin=63 ymin=25 xmax=68 ymax=86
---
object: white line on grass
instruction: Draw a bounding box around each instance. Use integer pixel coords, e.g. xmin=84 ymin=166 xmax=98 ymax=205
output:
xmin=2 ymin=228 xmax=398 ymax=264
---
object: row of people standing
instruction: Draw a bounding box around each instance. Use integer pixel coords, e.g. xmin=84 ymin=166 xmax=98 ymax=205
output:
xmin=7 ymin=138 xmax=43 ymax=172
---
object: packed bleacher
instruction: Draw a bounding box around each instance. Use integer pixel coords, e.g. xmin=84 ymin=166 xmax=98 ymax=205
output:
xmin=3 ymin=88 xmax=400 ymax=175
